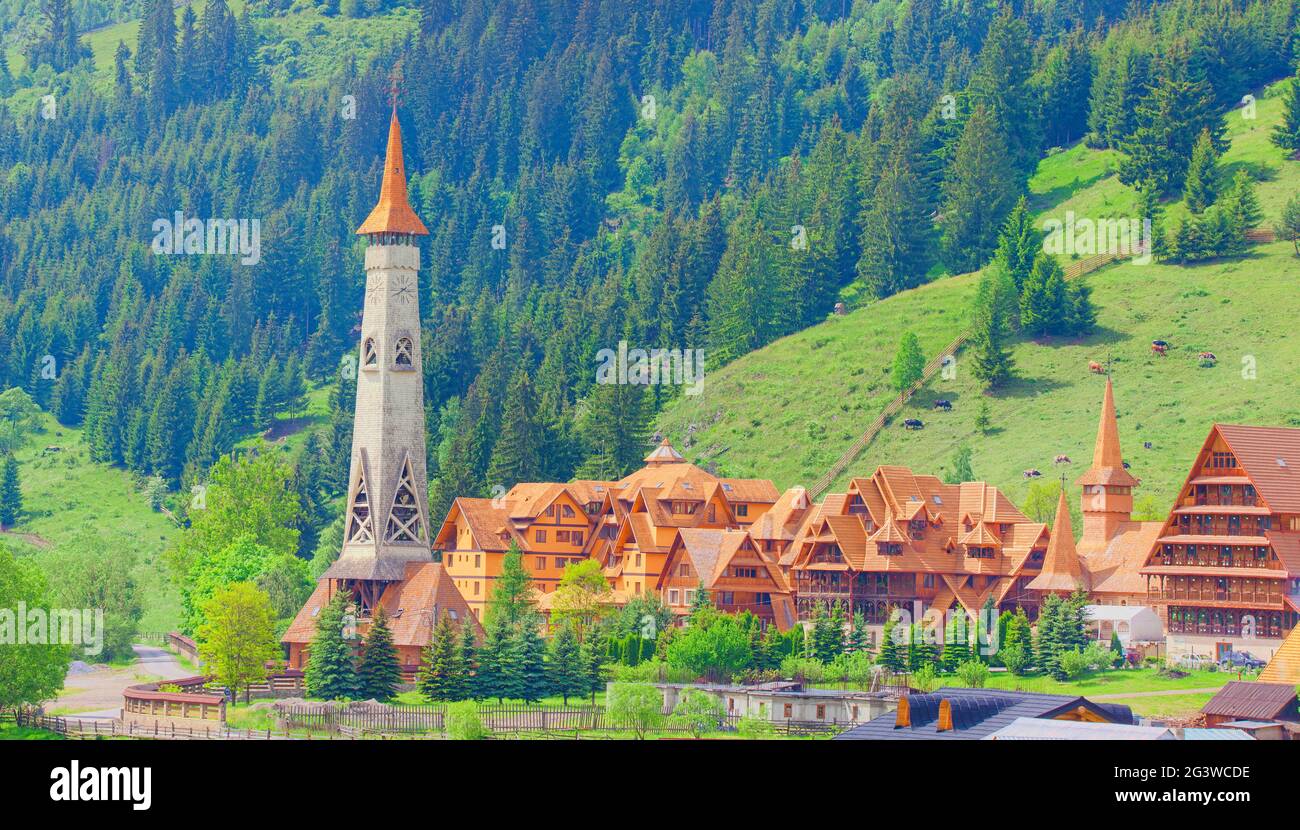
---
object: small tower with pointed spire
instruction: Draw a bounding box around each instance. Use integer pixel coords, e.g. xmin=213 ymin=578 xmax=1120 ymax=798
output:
xmin=322 ymin=100 xmax=432 ymax=613
xmin=1028 ymin=485 xmax=1089 ymax=594
xmin=1076 ymin=375 xmax=1139 ymax=546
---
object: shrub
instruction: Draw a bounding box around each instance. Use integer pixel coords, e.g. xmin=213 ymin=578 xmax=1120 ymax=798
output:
xmin=779 ymin=656 xmax=825 ymax=683
xmin=445 ymin=701 xmax=490 ymax=740
xmin=1000 ymin=644 xmax=1030 ymax=676
xmin=670 ymin=689 xmax=726 ymax=737
xmin=1057 ymin=649 xmax=1092 ymax=679
xmin=736 ymin=716 xmax=776 ymax=739
xmin=955 ymin=659 xmax=991 ymax=688
xmin=911 ymin=664 xmax=939 ymax=693
xmin=606 ymin=682 xmax=665 ymax=739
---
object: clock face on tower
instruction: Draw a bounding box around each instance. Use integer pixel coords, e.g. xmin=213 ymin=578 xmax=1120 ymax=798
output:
xmin=365 ymin=273 xmax=385 ymax=301
xmin=390 ymin=273 xmax=415 ymax=306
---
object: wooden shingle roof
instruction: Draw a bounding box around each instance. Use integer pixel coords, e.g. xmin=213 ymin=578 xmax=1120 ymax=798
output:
xmin=1201 ymin=681 xmax=1300 ymax=722
xmin=1259 ymin=627 xmax=1300 ymax=686
xmin=1216 ymin=424 xmax=1300 ymax=514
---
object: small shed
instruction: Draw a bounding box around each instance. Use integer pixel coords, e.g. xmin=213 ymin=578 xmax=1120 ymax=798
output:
xmin=1182 ymin=727 xmax=1254 ymax=741
xmin=1200 ymin=681 xmax=1300 ymax=727
xmin=1084 ymin=605 xmax=1163 ymax=647
xmin=1214 ymin=720 xmax=1288 ymax=741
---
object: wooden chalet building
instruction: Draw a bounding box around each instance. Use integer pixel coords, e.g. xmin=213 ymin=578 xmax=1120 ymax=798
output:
xmin=434 ymin=482 xmax=609 ymax=619
xmin=788 ymin=465 xmax=1051 ymax=624
xmin=593 ymin=439 xmax=781 ymax=600
xmin=658 ymin=528 xmax=797 ymax=630
xmin=1139 ymin=423 xmax=1300 ymax=658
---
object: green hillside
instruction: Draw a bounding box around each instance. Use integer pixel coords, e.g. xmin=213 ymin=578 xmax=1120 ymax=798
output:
xmin=0 ymin=415 xmax=181 ymax=634
xmin=657 ymin=77 xmax=1300 ymax=511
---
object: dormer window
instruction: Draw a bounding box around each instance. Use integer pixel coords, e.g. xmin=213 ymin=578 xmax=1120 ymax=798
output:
xmin=879 ymin=542 xmax=902 ymax=556
xmin=394 ymin=337 xmax=414 ymax=367
xmin=363 ymin=338 xmax=378 ymax=367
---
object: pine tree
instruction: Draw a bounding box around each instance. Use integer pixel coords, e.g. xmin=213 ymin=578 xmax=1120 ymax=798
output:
xmin=356 ymin=604 xmax=401 ymax=701
xmin=845 ymin=611 xmax=870 ymax=656
xmin=992 ymin=196 xmax=1040 ymax=294
xmin=1183 ymin=129 xmax=1219 ymax=213
xmin=547 ymin=622 xmax=584 ymax=704
xmin=690 ymin=579 xmax=712 ymax=619
xmin=579 ymin=638 xmax=606 ymax=705
xmin=486 ymin=367 xmax=543 ymax=488
xmin=476 ymin=615 xmax=512 ymax=704
xmin=1272 ymin=67 xmax=1300 ymax=153
xmin=1119 ymin=47 xmax=1224 ymax=195
xmin=1019 ymin=252 xmax=1069 ymax=337
xmin=975 ymin=401 xmax=992 ymax=435
xmin=969 ymin=266 xmax=1017 ymax=388
xmin=487 ymin=543 xmax=534 ymax=627
xmin=941 ymin=105 xmax=1022 ymax=274
xmin=456 ymin=620 xmax=479 ymax=701
xmin=856 ymin=148 xmax=933 ymax=298
xmin=305 ymin=591 xmax=359 ymax=700
xmin=418 ymin=615 xmax=460 ymax=701
xmin=908 ymin=621 xmax=938 ymax=670
xmin=1221 ymin=170 xmax=1262 ymax=232
xmin=0 ymin=454 xmax=22 ymax=529
xmin=513 ymin=616 xmax=549 ymax=703
xmin=877 ymin=613 xmax=906 ymax=671
xmin=945 ymin=445 xmax=974 ymax=484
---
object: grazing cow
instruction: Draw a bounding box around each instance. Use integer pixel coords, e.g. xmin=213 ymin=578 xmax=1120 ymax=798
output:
xmin=1151 ymin=340 xmax=1169 ymax=356
xmin=1088 ymin=361 xmax=1104 ymax=374
xmin=1198 ymin=351 xmax=1217 ymax=366
xmin=1023 ymin=469 xmax=1042 ymax=479
xmin=933 ymin=399 xmax=952 ymax=411
xmin=1054 ymin=455 xmax=1071 ymax=465
xmin=903 ymin=418 xmax=925 ymax=430
xmin=1143 ymin=441 xmax=1153 ymax=449
xmin=1122 ymin=461 xmax=1131 ymax=469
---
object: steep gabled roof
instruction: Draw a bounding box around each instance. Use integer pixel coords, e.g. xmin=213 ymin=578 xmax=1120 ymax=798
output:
xmin=1201 ymin=681 xmax=1300 ymax=722
xmin=1077 ymin=376 xmax=1140 ymax=488
xmin=644 ymin=437 xmax=685 ymax=464
xmin=1029 ymin=488 xmax=1089 ymax=592
xmin=1260 ymin=626 xmax=1300 ymax=686
xmin=1215 ymin=424 xmax=1300 ymax=513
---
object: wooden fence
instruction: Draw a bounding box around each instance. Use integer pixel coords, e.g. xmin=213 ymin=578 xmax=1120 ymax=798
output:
xmin=274 ymin=701 xmax=847 ymax=737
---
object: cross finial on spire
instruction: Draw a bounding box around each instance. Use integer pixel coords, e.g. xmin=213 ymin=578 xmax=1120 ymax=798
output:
xmin=388 ymin=62 xmax=403 ymax=112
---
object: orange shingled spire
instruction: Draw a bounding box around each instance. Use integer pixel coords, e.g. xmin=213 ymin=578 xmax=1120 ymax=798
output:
xmin=356 ymin=107 xmax=429 ymax=237
xmin=1077 ymin=375 xmax=1139 ymax=488
xmin=1028 ymin=486 xmax=1089 ymax=592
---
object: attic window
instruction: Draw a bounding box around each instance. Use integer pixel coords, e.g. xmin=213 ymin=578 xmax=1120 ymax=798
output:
xmin=310 ymin=606 xmax=320 ymax=617
xmin=449 ymin=610 xmax=458 ymax=621
xmin=722 ymin=483 xmax=733 ymax=492
xmin=682 ymin=482 xmax=692 ymax=489
xmin=932 ymin=495 xmax=943 ymax=505
xmin=1279 ymin=458 xmax=1288 ymax=468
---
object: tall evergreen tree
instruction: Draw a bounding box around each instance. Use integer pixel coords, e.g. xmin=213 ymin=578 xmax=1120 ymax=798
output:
xmin=356 ymin=604 xmax=402 ymax=701
xmin=418 ymin=614 xmax=460 ymax=701
xmin=1183 ymin=128 xmax=1220 ymax=213
xmin=305 ymin=590 xmax=359 ymax=700
xmin=968 ymin=265 xmax=1017 ymax=388
xmin=486 ymin=367 xmax=543 ymax=488
xmin=1271 ymin=66 xmax=1300 ymax=153
xmin=546 ymin=621 xmax=584 ymax=704
xmin=0 ymin=454 xmax=22 ymax=529
xmin=941 ymin=106 xmax=1021 ymax=273
xmin=487 ymin=543 xmax=534 ymax=627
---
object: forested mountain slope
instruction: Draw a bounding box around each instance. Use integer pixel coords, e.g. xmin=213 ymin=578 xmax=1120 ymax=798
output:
xmin=0 ymin=0 xmax=1295 ymax=593
xmin=658 ymin=74 xmax=1300 ymax=517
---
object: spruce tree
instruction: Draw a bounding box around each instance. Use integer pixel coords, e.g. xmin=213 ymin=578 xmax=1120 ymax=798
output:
xmin=1119 ymin=48 xmax=1224 ymax=195
xmin=941 ymin=105 xmax=1021 ymax=274
xmin=845 ymin=611 xmax=870 ymax=656
xmin=969 ymin=266 xmax=1016 ymax=388
xmin=877 ymin=613 xmax=906 ymax=671
xmin=547 ymin=622 xmax=584 ymax=704
xmin=0 ymin=454 xmax=21 ymax=529
xmin=305 ymin=591 xmax=359 ymax=700
xmin=579 ymin=638 xmax=606 ymax=705
xmin=487 ymin=542 xmax=534 ymax=627
xmin=418 ymin=615 xmax=459 ymax=701
xmin=1221 ymin=170 xmax=1262 ymax=232
xmin=1272 ymin=67 xmax=1300 ymax=153
xmin=356 ymin=604 xmax=402 ymax=701
xmin=514 ymin=616 xmax=549 ymax=703
xmin=476 ymin=615 xmax=512 ymax=703
xmin=856 ymin=149 xmax=933 ymax=298
xmin=456 ymin=620 xmax=479 ymax=701
xmin=993 ymin=196 xmax=1039 ymax=294
xmin=486 ymin=367 xmax=543 ymax=488
xmin=1183 ymin=129 xmax=1219 ymax=213
xmin=1019 ymin=252 xmax=1069 ymax=337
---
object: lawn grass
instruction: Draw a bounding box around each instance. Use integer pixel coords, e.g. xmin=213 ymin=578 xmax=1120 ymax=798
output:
xmin=0 ymin=721 xmax=65 ymax=740
xmin=979 ymin=667 xmax=1234 ymax=696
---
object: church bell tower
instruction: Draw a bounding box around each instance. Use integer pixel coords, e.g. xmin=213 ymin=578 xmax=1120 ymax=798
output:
xmin=321 ymin=103 xmax=432 ymax=613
